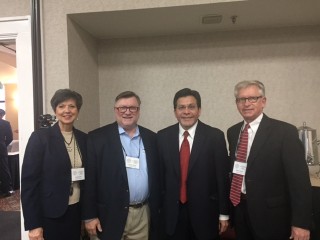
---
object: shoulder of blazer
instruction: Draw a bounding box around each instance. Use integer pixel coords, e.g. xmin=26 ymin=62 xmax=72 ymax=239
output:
xmin=228 ymin=121 xmax=243 ymax=133
xmin=0 ymin=119 xmax=10 ymax=127
xmin=73 ymin=127 xmax=87 ymax=144
xmin=73 ymin=127 xmax=87 ymax=138
xmin=157 ymin=123 xmax=179 ymax=135
xmin=88 ymin=122 xmax=118 ymax=137
xmin=259 ymin=114 xmax=297 ymax=133
xmin=227 ymin=121 xmax=243 ymax=145
xmin=196 ymin=120 xmax=224 ymax=135
xmin=139 ymin=125 xmax=156 ymax=137
xmin=32 ymin=123 xmax=57 ymax=138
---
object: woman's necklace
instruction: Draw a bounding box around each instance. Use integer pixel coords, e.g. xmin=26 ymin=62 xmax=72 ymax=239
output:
xmin=63 ymin=132 xmax=74 ymax=152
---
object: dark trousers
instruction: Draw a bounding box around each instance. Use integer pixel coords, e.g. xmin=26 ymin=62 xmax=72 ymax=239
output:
xmin=234 ymin=200 xmax=255 ymax=240
xmin=43 ymin=203 xmax=81 ymax=240
xmin=311 ymin=187 xmax=320 ymax=240
xmin=0 ymin=154 xmax=13 ymax=193
xmin=166 ymin=203 xmax=219 ymax=240
xmin=234 ymin=199 xmax=289 ymax=240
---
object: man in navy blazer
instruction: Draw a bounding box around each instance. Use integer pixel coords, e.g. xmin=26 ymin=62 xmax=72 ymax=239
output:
xmin=0 ymin=109 xmax=14 ymax=197
xmin=227 ymin=80 xmax=312 ymax=240
xmin=83 ymin=91 xmax=160 ymax=240
xmin=157 ymin=88 xmax=230 ymax=240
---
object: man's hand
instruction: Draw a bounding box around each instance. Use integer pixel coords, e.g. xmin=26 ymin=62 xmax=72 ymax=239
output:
xmin=290 ymin=226 xmax=310 ymax=240
xmin=28 ymin=227 xmax=43 ymax=240
xmin=85 ymin=218 xmax=102 ymax=236
xmin=219 ymin=220 xmax=229 ymax=234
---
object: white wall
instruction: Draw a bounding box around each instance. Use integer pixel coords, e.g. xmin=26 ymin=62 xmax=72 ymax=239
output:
xmin=97 ymin=26 xmax=320 ymax=134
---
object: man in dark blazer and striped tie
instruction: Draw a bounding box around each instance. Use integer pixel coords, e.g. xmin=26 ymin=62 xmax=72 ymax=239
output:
xmin=228 ymin=80 xmax=312 ymax=240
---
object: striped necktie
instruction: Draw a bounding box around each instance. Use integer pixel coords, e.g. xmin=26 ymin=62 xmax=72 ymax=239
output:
xmin=230 ymin=123 xmax=250 ymax=206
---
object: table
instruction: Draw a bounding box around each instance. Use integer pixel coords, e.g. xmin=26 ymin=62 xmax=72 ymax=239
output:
xmin=7 ymin=140 xmax=19 ymax=190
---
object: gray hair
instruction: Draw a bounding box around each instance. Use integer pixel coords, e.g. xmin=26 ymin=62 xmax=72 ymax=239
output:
xmin=234 ymin=80 xmax=265 ymax=98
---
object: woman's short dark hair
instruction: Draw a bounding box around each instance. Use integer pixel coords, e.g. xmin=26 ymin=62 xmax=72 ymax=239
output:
xmin=173 ymin=88 xmax=201 ymax=109
xmin=50 ymin=89 xmax=83 ymax=111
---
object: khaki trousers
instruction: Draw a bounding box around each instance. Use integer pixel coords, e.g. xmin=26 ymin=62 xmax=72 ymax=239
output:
xmin=121 ymin=204 xmax=150 ymax=240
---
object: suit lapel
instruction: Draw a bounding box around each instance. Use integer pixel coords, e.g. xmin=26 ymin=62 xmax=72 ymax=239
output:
xmin=230 ymin=122 xmax=243 ymax=162
xmin=247 ymin=115 xmax=271 ymax=168
xmin=188 ymin=121 xmax=206 ymax=173
xmin=109 ymin=122 xmax=128 ymax=180
xmin=169 ymin=124 xmax=180 ymax=177
xmin=50 ymin=123 xmax=71 ymax=168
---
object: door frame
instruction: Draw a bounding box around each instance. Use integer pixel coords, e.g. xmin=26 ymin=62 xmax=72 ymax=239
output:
xmin=0 ymin=16 xmax=34 ymax=240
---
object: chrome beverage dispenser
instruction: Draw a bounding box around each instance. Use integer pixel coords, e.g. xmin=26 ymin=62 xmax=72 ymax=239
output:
xmin=297 ymin=122 xmax=320 ymax=166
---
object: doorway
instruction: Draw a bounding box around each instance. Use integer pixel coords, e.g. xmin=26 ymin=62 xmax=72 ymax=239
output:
xmin=0 ymin=16 xmax=34 ymax=240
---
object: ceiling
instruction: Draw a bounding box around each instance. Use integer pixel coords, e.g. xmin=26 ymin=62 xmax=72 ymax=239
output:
xmin=69 ymin=0 xmax=320 ymax=40
xmin=1 ymin=0 xmax=319 ymax=57
xmin=0 ymin=41 xmax=16 ymax=56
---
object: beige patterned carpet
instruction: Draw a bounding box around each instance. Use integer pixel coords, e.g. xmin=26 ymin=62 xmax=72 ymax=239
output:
xmin=0 ymin=190 xmax=20 ymax=211
xmin=0 ymin=190 xmax=21 ymax=240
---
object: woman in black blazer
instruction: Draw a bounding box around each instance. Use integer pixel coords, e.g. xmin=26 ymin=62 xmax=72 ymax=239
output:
xmin=21 ymin=89 xmax=87 ymax=240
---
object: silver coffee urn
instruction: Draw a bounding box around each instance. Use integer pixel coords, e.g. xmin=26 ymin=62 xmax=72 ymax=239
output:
xmin=297 ymin=122 xmax=320 ymax=179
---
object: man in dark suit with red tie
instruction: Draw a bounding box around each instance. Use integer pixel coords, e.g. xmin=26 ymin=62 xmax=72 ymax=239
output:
xmin=228 ymin=80 xmax=312 ymax=240
xmin=157 ymin=88 xmax=230 ymax=240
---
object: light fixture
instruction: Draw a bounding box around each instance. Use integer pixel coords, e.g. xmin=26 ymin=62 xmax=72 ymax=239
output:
xmin=202 ymin=14 xmax=223 ymax=24
xmin=0 ymin=81 xmax=3 ymax=89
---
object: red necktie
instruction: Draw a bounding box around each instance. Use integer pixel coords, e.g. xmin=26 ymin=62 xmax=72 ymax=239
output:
xmin=180 ymin=131 xmax=190 ymax=204
xmin=230 ymin=123 xmax=250 ymax=206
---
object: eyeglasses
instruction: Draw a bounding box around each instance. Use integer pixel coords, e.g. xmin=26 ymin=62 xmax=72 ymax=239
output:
xmin=176 ymin=104 xmax=198 ymax=111
xmin=236 ymin=96 xmax=263 ymax=104
xmin=115 ymin=106 xmax=140 ymax=113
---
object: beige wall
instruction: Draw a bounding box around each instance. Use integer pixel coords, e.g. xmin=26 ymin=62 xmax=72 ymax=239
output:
xmin=97 ymin=26 xmax=320 ymax=133
xmin=41 ymin=0 xmax=238 ymax=131
xmin=0 ymin=0 xmax=29 ymax=17
xmin=39 ymin=0 xmax=320 ymax=135
xmin=1 ymin=0 xmax=320 ymax=135
xmin=41 ymin=0 xmax=221 ymax=99
xmin=67 ymin=18 xmax=100 ymax=132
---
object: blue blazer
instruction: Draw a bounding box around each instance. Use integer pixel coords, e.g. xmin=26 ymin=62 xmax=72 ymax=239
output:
xmin=82 ymin=122 xmax=161 ymax=240
xmin=21 ymin=123 xmax=87 ymax=230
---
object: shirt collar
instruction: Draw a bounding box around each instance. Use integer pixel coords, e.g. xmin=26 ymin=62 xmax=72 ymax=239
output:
xmin=243 ymin=113 xmax=263 ymax=132
xmin=118 ymin=125 xmax=140 ymax=137
xmin=179 ymin=120 xmax=198 ymax=139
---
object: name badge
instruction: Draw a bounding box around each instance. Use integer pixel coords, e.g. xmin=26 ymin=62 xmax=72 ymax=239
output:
xmin=125 ymin=156 xmax=140 ymax=169
xmin=232 ymin=161 xmax=247 ymax=176
xmin=71 ymin=168 xmax=85 ymax=181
